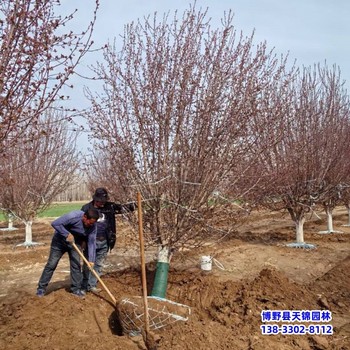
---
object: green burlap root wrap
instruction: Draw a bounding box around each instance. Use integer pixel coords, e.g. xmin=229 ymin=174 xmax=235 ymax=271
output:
xmin=151 ymin=262 xmax=169 ymax=298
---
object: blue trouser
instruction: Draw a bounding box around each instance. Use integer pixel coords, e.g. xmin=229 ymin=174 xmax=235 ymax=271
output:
xmin=37 ymin=233 xmax=83 ymax=293
xmin=82 ymin=239 xmax=108 ymax=290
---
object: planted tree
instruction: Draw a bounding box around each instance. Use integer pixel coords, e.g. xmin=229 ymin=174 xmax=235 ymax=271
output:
xmin=0 ymin=212 xmax=17 ymax=231
xmin=0 ymin=0 xmax=98 ymax=155
xmin=0 ymin=111 xmax=80 ymax=246
xmin=314 ymin=69 xmax=350 ymax=234
xmin=85 ymin=6 xmax=294 ymax=296
xmin=255 ymin=64 xmax=350 ymax=248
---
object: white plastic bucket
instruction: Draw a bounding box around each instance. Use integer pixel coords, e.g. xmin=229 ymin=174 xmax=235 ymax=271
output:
xmin=200 ymin=256 xmax=212 ymax=271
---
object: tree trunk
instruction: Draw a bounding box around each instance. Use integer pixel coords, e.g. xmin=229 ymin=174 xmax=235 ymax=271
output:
xmin=326 ymin=207 xmax=334 ymax=232
xmin=151 ymin=246 xmax=170 ymax=298
xmin=157 ymin=246 xmax=170 ymax=263
xmin=0 ymin=215 xmax=17 ymax=231
xmin=16 ymin=219 xmax=44 ymax=248
xmin=24 ymin=221 xmax=33 ymax=245
xmin=295 ymin=216 xmax=305 ymax=244
xmin=287 ymin=210 xmax=315 ymax=249
xmin=319 ymin=205 xmax=343 ymax=233
xmin=8 ymin=217 xmax=14 ymax=230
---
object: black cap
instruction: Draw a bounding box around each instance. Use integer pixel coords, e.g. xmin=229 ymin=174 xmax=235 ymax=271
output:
xmin=93 ymin=187 xmax=109 ymax=203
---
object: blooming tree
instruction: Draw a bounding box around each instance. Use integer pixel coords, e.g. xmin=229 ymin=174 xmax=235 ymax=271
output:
xmin=0 ymin=0 xmax=98 ymax=154
xmin=85 ymin=6 xmax=294 ymax=262
xmin=254 ymin=64 xmax=350 ymax=247
xmin=0 ymin=111 xmax=81 ymax=246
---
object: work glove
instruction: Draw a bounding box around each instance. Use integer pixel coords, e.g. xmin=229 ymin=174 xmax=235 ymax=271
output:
xmin=112 ymin=202 xmax=137 ymax=214
xmin=111 ymin=202 xmax=124 ymax=213
xmin=125 ymin=202 xmax=137 ymax=212
xmin=66 ymin=233 xmax=75 ymax=243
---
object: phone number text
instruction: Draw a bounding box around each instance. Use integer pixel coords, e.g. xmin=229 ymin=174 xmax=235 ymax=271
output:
xmin=261 ymin=324 xmax=333 ymax=335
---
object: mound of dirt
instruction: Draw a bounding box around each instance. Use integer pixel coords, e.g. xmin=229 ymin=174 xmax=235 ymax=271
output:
xmin=157 ymin=268 xmax=329 ymax=350
xmin=311 ymin=255 xmax=350 ymax=310
xmin=1 ymin=264 xmax=349 ymax=350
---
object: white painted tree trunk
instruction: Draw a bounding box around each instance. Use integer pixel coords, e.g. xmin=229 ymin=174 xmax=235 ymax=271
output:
xmin=8 ymin=217 xmax=14 ymax=230
xmin=326 ymin=207 xmax=334 ymax=232
xmin=157 ymin=245 xmax=170 ymax=263
xmin=24 ymin=221 xmax=33 ymax=244
xmin=295 ymin=217 xmax=305 ymax=243
xmin=287 ymin=212 xmax=315 ymax=249
xmin=319 ymin=206 xmax=343 ymax=233
xmin=0 ymin=215 xmax=17 ymax=231
xmin=16 ymin=219 xmax=44 ymax=248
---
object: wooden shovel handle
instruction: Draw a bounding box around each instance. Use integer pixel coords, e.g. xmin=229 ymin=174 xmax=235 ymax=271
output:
xmin=72 ymin=242 xmax=117 ymax=305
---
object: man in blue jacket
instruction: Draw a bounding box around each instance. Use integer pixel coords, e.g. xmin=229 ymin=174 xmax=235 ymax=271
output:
xmin=36 ymin=209 xmax=99 ymax=298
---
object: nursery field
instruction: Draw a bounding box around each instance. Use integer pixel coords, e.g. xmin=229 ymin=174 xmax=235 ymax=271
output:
xmin=0 ymin=201 xmax=87 ymax=222
xmin=0 ymin=207 xmax=349 ymax=350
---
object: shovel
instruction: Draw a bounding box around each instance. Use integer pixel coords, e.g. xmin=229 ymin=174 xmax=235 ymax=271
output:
xmin=72 ymin=241 xmax=117 ymax=305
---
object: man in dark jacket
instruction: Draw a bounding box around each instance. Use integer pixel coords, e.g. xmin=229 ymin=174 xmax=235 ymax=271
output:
xmin=36 ymin=209 xmax=99 ymax=298
xmin=81 ymin=188 xmax=135 ymax=292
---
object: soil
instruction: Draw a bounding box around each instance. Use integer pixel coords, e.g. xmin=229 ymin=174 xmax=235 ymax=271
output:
xmin=0 ymin=208 xmax=349 ymax=350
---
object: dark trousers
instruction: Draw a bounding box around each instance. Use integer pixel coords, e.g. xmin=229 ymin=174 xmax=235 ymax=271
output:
xmin=82 ymin=239 xmax=108 ymax=290
xmin=37 ymin=233 xmax=83 ymax=293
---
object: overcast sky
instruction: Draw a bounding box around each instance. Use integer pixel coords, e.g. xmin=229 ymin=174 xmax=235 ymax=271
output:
xmin=62 ymin=0 xmax=349 ymax=149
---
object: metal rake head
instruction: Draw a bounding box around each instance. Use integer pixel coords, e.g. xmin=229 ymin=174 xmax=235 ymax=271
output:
xmin=117 ymin=295 xmax=191 ymax=335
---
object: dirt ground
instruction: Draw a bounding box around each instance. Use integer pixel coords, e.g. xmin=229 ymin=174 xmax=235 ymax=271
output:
xmin=0 ymin=207 xmax=349 ymax=350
